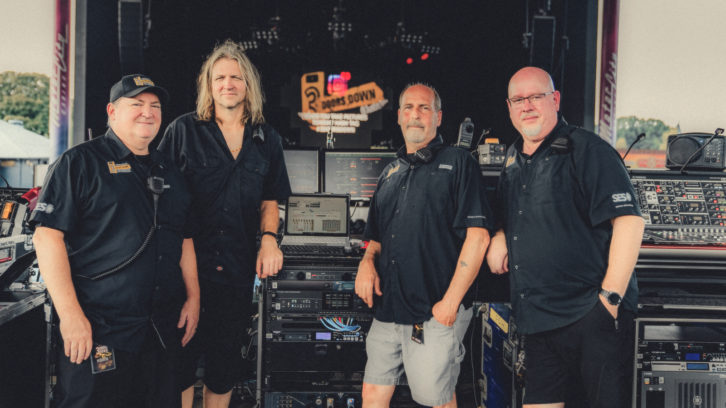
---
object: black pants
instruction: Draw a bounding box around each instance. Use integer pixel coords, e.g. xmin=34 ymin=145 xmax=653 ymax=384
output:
xmin=53 ymin=332 xmax=180 ymax=408
xmin=523 ymin=301 xmax=635 ymax=407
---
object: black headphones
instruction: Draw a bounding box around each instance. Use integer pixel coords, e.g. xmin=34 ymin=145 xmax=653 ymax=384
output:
xmin=412 ymin=146 xmax=435 ymax=163
xmin=550 ymin=135 xmax=571 ymax=154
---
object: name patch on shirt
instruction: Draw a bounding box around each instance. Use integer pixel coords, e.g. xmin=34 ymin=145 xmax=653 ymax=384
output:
xmin=107 ymin=161 xmax=132 ymax=174
xmin=438 ymin=164 xmax=453 ymax=170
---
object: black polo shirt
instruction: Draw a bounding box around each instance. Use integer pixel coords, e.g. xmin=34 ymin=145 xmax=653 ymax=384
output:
xmin=497 ymin=118 xmax=641 ymax=335
xmin=159 ymin=113 xmax=291 ymax=289
xmin=364 ymin=136 xmax=493 ymax=324
xmin=29 ymin=129 xmax=192 ymax=352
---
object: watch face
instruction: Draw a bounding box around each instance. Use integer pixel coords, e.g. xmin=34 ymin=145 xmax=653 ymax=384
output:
xmin=607 ymin=292 xmax=622 ymax=305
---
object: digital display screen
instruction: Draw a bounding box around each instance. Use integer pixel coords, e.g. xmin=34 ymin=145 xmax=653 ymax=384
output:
xmin=316 ymin=332 xmax=332 ymax=340
xmin=324 ymin=151 xmax=398 ymax=199
xmin=283 ymin=149 xmax=319 ymax=193
xmin=686 ymin=363 xmax=709 ymax=370
xmin=685 ymin=353 xmax=701 ymax=361
xmin=1 ymin=202 xmax=14 ymax=220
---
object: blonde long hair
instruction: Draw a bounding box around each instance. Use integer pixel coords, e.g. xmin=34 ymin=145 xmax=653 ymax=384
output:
xmin=195 ymin=39 xmax=265 ymax=125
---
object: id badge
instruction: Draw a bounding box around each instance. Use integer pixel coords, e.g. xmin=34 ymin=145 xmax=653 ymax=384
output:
xmin=411 ymin=322 xmax=424 ymax=345
xmin=90 ymin=344 xmax=117 ymax=374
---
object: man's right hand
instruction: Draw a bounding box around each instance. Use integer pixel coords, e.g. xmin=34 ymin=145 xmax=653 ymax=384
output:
xmin=60 ymin=312 xmax=93 ymax=364
xmin=355 ymin=258 xmax=382 ymax=308
xmin=486 ymin=230 xmax=509 ymax=275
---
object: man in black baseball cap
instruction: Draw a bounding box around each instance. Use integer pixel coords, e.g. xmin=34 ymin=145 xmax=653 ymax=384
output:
xmin=31 ymin=74 xmax=199 ymax=407
xmin=109 ymin=74 xmax=169 ymax=104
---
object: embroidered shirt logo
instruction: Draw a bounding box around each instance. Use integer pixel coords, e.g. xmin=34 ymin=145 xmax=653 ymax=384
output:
xmin=611 ymin=192 xmax=632 ymax=203
xmin=505 ymin=156 xmax=515 ymax=167
xmin=133 ymin=76 xmax=155 ymax=86
xmin=35 ymin=202 xmax=54 ymax=214
xmin=438 ymin=164 xmax=453 ymax=170
xmin=386 ymin=163 xmax=400 ymax=178
xmin=107 ymin=161 xmax=132 ymax=174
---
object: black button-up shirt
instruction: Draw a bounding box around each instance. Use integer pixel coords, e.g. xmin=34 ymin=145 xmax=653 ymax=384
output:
xmin=365 ymin=136 xmax=493 ymax=324
xmin=497 ymin=118 xmax=641 ymax=334
xmin=29 ymin=129 xmax=192 ymax=351
xmin=159 ymin=113 xmax=291 ymax=289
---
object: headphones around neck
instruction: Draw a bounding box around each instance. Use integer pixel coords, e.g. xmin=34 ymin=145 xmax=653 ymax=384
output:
xmin=412 ymin=146 xmax=434 ymax=163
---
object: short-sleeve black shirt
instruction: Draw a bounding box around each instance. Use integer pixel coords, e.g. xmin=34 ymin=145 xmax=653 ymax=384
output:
xmin=364 ymin=136 xmax=493 ymax=324
xmin=29 ymin=129 xmax=192 ymax=351
xmin=497 ymin=118 xmax=641 ymax=334
xmin=159 ymin=113 xmax=291 ymax=289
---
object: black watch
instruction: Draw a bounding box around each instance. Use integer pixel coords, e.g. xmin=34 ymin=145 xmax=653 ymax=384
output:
xmin=599 ymin=288 xmax=623 ymax=306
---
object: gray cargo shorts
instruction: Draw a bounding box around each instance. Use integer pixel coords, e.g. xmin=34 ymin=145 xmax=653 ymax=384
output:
xmin=363 ymin=305 xmax=473 ymax=406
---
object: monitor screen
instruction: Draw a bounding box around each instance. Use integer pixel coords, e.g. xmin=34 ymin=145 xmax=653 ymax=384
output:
xmin=283 ymin=149 xmax=319 ymax=193
xmin=323 ymin=151 xmax=398 ymax=199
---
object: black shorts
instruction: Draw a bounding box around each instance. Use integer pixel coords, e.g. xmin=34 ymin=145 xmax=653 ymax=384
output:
xmin=522 ymin=300 xmax=635 ymax=407
xmin=177 ymin=280 xmax=256 ymax=394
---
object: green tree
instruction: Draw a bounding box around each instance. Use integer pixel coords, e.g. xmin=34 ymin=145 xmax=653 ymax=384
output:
xmin=0 ymin=71 xmax=50 ymax=136
xmin=616 ymin=116 xmax=672 ymax=150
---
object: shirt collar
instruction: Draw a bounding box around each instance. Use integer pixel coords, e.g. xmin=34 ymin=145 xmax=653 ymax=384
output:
xmin=396 ymin=134 xmax=445 ymax=161
xmin=514 ymin=115 xmax=568 ymax=158
xmin=103 ymin=128 xmax=162 ymax=164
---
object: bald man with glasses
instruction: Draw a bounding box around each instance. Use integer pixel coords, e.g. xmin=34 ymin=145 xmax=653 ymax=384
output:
xmin=486 ymin=67 xmax=644 ymax=408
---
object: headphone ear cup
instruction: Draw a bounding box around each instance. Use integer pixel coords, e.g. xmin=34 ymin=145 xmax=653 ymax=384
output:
xmin=413 ymin=147 xmax=433 ymax=163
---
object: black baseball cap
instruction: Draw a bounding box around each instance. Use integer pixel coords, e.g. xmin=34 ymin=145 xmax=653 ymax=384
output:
xmin=109 ymin=74 xmax=169 ymax=104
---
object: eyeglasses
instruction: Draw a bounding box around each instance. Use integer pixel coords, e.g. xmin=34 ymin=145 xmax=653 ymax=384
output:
xmin=506 ymin=91 xmax=555 ymax=107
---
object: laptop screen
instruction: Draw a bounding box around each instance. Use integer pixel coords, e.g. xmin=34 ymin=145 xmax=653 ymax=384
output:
xmin=284 ymin=194 xmax=349 ymax=236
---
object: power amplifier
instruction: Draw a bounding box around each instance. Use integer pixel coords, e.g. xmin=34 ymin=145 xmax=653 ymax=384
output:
xmin=634 ymin=317 xmax=726 ymax=408
xmin=264 ymin=340 xmax=367 ymax=372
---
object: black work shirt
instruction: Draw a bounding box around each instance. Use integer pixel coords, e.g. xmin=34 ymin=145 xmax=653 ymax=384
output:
xmin=497 ymin=118 xmax=641 ymax=335
xmin=365 ymin=136 xmax=493 ymax=324
xmin=159 ymin=113 xmax=291 ymax=289
xmin=29 ymin=129 xmax=192 ymax=352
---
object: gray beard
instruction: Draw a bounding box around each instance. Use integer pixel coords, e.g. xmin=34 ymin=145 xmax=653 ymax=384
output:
xmin=522 ymin=123 xmax=543 ymax=139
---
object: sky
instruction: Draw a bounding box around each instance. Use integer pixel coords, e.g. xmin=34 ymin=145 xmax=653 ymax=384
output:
xmin=616 ymin=0 xmax=726 ymax=133
xmin=0 ymin=0 xmax=54 ymax=75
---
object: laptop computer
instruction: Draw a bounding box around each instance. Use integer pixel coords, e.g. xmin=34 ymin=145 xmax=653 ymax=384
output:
xmin=280 ymin=194 xmax=350 ymax=256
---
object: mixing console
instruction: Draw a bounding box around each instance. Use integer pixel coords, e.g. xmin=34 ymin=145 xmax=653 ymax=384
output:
xmin=631 ymin=172 xmax=726 ymax=245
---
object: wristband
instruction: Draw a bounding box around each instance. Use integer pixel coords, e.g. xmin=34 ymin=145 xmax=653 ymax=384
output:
xmin=261 ymin=231 xmax=278 ymax=240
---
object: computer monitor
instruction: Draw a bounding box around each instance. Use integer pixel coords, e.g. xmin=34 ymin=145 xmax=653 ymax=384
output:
xmin=283 ymin=149 xmax=319 ymax=193
xmin=323 ymin=151 xmax=398 ymax=200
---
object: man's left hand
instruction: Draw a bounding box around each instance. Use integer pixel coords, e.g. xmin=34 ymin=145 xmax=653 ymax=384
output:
xmin=432 ymin=299 xmax=459 ymax=327
xmin=600 ymin=295 xmax=619 ymax=319
xmin=178 ymin=296 xmax=200 ymax=347
xmin=257 ymin=236 xmax=283 ymax=278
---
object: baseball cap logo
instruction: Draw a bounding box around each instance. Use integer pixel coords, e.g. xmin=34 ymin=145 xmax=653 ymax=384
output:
xmin=133 ymin=76 xmax=155 ymax=86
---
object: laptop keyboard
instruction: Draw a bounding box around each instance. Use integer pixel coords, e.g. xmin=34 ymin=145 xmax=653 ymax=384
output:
xmin=281 ymin=245 xmax=346 ymax=256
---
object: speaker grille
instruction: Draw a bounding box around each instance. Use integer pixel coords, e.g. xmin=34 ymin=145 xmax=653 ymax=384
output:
xmin=668 ymin=137 xmax=701 ymax=165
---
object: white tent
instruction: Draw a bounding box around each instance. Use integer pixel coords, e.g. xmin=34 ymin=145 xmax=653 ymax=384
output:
xmin=0 ymin=120 xmax=50 ymax=160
